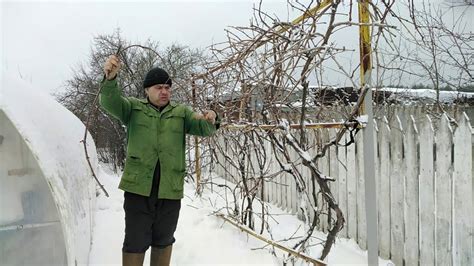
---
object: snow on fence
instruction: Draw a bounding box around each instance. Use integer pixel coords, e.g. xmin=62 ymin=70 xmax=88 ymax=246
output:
xmin=213 ymin=106 xmax=473 ymax=265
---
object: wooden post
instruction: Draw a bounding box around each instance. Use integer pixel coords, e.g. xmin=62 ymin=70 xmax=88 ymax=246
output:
xmin=239 ymin=81 xmax=247 ymax=122
xmin=191 ymin=76 xmax=201 ymax=193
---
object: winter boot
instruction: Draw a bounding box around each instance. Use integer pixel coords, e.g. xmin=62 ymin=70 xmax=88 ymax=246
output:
xmin=150 ymin=245 xmax=172 ymax=266
xmin=122 ymin=252 xmax=145 ymax=266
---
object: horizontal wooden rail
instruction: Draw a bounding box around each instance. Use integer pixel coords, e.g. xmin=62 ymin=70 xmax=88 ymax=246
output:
xmin=222 ymin=121 xmax=363 ymax=130
xmin=216 ymin=213 xmax=326 ymax=266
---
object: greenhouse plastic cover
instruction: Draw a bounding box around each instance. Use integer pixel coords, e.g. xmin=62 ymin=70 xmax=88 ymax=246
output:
xmin=0 ymin=71 xmax=98 ymax=265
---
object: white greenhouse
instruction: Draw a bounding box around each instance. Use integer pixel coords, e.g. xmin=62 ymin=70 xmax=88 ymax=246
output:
xmin=0 ymin=72 xmax=98 ymax=265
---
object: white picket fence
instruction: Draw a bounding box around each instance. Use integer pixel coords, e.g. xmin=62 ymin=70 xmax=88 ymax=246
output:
xmin=212 ymin=108 xmax=473 ymax=266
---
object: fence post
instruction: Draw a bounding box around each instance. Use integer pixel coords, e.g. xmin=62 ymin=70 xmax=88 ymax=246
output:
xmin=358 ymin=0 xmax=378 ymax=264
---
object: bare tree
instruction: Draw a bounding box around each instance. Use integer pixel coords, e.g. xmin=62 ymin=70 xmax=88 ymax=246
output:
xmin=56 ymin=29 xmax=207 ymax=169
xmin=189 ymin=0 xmax=395 ymax=262
xmin=377 ymin=0 xmax=473 ymax=107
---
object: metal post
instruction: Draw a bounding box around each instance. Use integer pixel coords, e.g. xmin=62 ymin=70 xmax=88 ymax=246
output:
xmin=358 ymin=1 xmax=379 ymax=265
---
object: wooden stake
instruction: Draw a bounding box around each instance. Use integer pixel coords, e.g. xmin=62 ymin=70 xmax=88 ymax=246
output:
xmin=191 ymin=76 xmax=201 ymax=193
xmin=216 ymin=213 xmax=327 ymax=266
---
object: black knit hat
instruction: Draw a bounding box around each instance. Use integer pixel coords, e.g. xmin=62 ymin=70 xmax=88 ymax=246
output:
xmin=143 ymin=67 xmax=172 ymax=88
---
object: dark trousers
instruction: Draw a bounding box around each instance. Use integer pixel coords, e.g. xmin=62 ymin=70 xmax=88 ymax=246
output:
xmin=122 ymin=160 xmax=181 ymax=253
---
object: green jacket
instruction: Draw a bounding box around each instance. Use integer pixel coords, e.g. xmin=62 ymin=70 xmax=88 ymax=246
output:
xmin=99 ymin=78 xmax=218 ymax=199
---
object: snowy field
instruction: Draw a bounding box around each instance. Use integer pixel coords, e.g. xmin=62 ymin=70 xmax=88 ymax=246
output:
xmin=89 ymin=164 xmax=393 ymax=265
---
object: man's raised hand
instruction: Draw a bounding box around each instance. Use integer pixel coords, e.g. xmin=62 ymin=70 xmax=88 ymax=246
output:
xmin=104 ymin=55 xmax=121 ymax=80
xmin=194 ymin=110 xmax=217 ymax=124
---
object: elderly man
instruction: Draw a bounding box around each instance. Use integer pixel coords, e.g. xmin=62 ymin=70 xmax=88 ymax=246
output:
xmin=100 ymin=55 xmax=219 ymax=266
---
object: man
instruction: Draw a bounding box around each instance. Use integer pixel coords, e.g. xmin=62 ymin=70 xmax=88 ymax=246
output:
xmin=100 ymin=55 xmax=219 ymax=266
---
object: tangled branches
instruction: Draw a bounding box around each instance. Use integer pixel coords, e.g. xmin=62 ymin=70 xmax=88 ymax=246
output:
xmin=192 ymin=0 xmax=399 ymax=261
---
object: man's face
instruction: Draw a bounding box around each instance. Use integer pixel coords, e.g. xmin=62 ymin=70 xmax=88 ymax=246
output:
xmin=146 ymin=84 xmax=171 ymax=107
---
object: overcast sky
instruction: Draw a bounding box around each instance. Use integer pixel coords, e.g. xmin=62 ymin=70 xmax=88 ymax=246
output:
xmin=1 ymin=0 xmax=472 ymax=95
xmin=2 ymin=0 xmax=296 ymax=94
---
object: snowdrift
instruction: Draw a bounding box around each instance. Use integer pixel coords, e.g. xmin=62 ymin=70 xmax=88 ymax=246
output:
xmin=0 ymin=72 xmax=97 ymax=265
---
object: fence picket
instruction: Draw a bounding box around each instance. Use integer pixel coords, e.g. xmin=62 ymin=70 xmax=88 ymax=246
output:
xmin=269 ymin=146 xmax=275 ymax=205
xmin=419 ymin=114 xmax=435 ymax=266
xmin=277 ymin=153 xmax=283 ymax=208
xmin=390 ymin=116 xmax=404 ymax=266
xmin=453 ymin=113 xmax=473 ymax=266
xmin=307 ymin=130 xmax=316 ymax=224
xmin=313 ymin=130 xmax=322 ymax=229
xmin=272 ymin=134 xmax=280 ymax=206
xmin=435 ymin=114 xmax=453 ymax=266
xmin=265 ymin=135 xmax=270 ymax=202
xmin=294 ymin=160 xmax=301 ymax=217
xmin=347 ymin=130 xmax=357 ymax=240
xmin=321 ymin=129 xmax=330 ymax=233
xmin=338 ymin=129 xmax=348 ymax=238
xmin=356 ymin=129 xmax=367 ymax=249
xmin=280 ymin=160 xmax=286 ymax=211
xmin=329 ymin=127 xmax=338 ymax=233
xmin=378 ymin=117 xmax=391 ymax=259
xmin=405 ymin=115 xmax=419 ymax=266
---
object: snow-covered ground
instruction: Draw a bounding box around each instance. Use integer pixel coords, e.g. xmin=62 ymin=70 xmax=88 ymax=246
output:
xmin=89 ymin=164 xmax=393 ymax=265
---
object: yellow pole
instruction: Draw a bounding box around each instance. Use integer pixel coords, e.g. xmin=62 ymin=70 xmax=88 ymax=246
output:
xmin=276 ymin=0 xmax=333 ymax=35
xmin=359 ymin=0 xmax=372 ymax=102
xmin=193 ymin=1 xmax=333 ymax=80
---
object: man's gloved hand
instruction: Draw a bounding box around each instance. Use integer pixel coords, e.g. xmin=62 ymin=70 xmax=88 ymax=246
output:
xmin=194 ymin=110 xmax=217 ymax=124
xmin=104 ymin=55 xmax=121 ymax=80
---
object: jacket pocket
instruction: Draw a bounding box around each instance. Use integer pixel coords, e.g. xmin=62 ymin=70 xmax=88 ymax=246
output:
xmin=128 ymin=106 xmax=156 ymax=152
xmin=122 ymin=155 xmax=142 ymax=183
xmin=164 ymin=113 xmax=185 ymax=133
xmin=131 ymin=106 xmax=152 ymax=128
xmin=172 ymin=169 xmax=185 ymax=192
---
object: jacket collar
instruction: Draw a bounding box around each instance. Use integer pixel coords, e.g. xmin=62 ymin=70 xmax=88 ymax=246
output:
xmin=160 ymin=101 xmax=177 ymax=116
xmin=142 ymin=98 xmax=177 ymax=115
